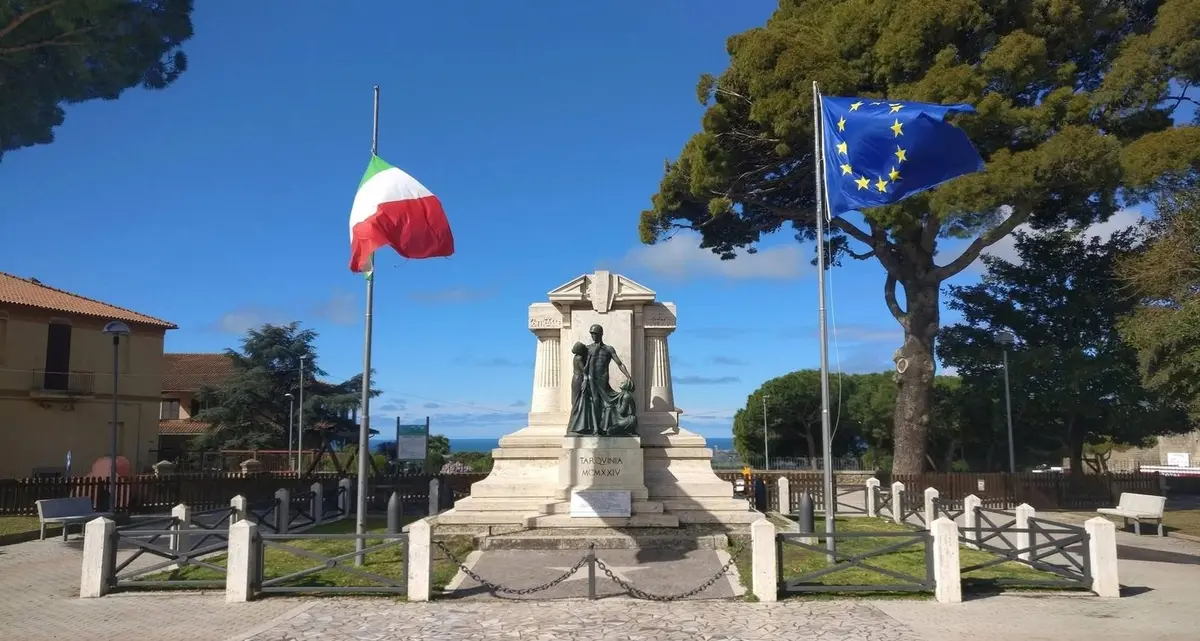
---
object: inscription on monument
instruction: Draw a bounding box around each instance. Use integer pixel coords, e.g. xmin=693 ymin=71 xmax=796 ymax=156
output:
xmin=642 ymin=305 xmax=677 ymax=329
xmin=529 ymin=313 xmax=563 ymax=329
xmin=579 ymin=455 xmax=623 ymax=476
xmin=570 ymin=490 xmax=632 ymax=518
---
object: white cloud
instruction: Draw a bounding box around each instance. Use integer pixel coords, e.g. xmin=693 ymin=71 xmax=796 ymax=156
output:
xmin=621 ymin=232 xmax=805 ymax=280
xmin=210 ymin=306 xmax=288 ymax=334
xmin=311 ymin=290 xmax=358 ymax=326
xmin=966 ymin=207 xmax=1144 ymax=270
xmin=940 ymin=365 xmax=960 ymax=377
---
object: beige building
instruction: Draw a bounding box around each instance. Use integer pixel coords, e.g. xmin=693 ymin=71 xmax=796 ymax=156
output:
xmin=0 ymin=272 xmax=176 ymax=478
xmin=157 ymin=353 xmax=235 ymax=460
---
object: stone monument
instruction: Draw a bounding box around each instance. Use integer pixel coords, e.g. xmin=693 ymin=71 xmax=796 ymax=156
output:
xmin=436 ymin=270 xmax=760 ymax=529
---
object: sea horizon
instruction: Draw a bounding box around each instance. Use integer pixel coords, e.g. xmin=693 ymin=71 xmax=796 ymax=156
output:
xmin=370 ymin=436 xmax=736 ymax=453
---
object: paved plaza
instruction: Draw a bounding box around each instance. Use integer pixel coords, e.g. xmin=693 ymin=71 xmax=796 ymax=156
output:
xmin=1 ymin=523 xmax=1198 ymax=641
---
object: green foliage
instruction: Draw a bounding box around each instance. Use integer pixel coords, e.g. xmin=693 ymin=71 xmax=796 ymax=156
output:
xmin=193 ymin=322 xmax=382 ymax=451
xmin=1118 ymin=183 xmax=1200 ymax=419
xmin=0 ymin=0 xmax=194 ymax=159
xmin=447 ymin=451 xmax=494 ymax=473
xmin=938 ymin=227 xmax=1191 ymax=471
xmin=427 ymin=434 xmax=450 ymax=471
xmin=639 ymin=0 xmax=1200 ymax=472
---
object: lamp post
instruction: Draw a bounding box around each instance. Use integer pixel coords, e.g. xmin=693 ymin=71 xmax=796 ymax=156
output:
xmin=297 ymin=355 xmax=306 ymax=474
xmin=102 ymin=321 xmax=131 ymax=512
xmin=762 ymin=393 xmax=770 ymax=471
xmin=285 ymin=393 xmax=295 ymax=472
xmin=995 ymin=330 xmax=1017 ymax=473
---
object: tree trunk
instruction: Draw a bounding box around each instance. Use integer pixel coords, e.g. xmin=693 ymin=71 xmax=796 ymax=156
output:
xmin=805 ymin=429 xmax=818 ymax=469
xmin=891 ymin=281 xmax=940 ymax=474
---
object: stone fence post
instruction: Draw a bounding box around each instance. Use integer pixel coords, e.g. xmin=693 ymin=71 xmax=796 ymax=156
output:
xmin=428 ymin=478 xmax=441 ymax=516
xmin=311 ymin=482 xmax=324 ymax=524
xmin=930 ymin=517 xmax=962 ymax=603
xmin=962 ymin=494 xmax=981 ymax=549
xmin=1015 ymin=503 xmax=1035 ymax=562
xmin=1085 ymin=517 xmax=1120 ymax=598
xmin=225 ymin=520 xmax=258 ymax=603
xmin=891 ymin=481 xmax=905 ymax=525
xmin=865 ymin=478 xmax=880 ymax=518
xmin=274 ymin=488 xmax=290 ymax=534
xmin=338 ymin=478 xmax=353 ymax=519
xmin=407 ymin=519 xmax=432 ymax=602
xmin=79 ymin=517 xmax=116 ymax=598
xmin=777 ymin=477 xmax=791 ymax=515
xmin=751 ymin=518 xmax=778 ymax=602
xmin=230 ymin=495 xmax=249 ymax=524
xmin=170 ymin=503 xmax=191 ymax=554
xmin=924 ymin=487 xmax=939 ymax=526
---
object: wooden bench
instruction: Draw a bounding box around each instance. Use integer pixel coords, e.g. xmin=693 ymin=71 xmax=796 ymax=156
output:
xmin=35 ymin=497 xmax=112 ymax=541
xmin=1097 ymin=492 xmax=1167 ymax=536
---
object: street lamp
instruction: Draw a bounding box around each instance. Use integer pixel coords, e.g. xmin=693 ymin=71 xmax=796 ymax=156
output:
xmin=995 ymin=330 xmax=1016 ymax=474
xmin=285 ymin=393 xmax=295 ymax=472
xmin=762 ymin=393 xmax=770 ymax=471
xmin=297 ymin=356 xmax=306 ymax=474
xmin=102 ymin=321 xmax=131 ymax=512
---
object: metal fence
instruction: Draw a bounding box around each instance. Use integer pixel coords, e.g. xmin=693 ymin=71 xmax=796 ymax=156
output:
xmin=775 ymin=531 xmax=935 ymax=595
xmin=964 ymin=507 xmax=1092 ymax=589
xmin=254 ymin=532 xmax=409 ymax=595
xmin=108 ymin=516 xmax=229 ymax=591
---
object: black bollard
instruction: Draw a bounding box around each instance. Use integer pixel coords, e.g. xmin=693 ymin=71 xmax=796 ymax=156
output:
xmin=753 ymin=477 xmax=768 ymax=512
xmin=387 ymin=491 xmax=402 ymax=534
xmin=796 ymin=492 xmax=815 ymax=533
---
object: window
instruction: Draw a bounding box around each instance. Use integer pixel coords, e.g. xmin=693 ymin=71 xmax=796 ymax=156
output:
xmin=160 ymin=398 xmax=181 ymax=420
xmin=43 ymin=319 xmax=72 ymax=390
xmin=190 ymin=398 xmax=201 ymax=418
xmin=0 ymin=311 xmax=7 ymax=366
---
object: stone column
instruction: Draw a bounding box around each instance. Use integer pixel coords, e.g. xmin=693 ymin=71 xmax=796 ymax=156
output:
xmin=644 ymin=329 xmax=674 ymax=412
xmin=529 ymin=329 xmax=562 ymax=413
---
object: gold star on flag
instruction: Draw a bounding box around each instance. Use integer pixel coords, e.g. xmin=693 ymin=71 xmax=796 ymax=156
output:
xmin=870 ymin=101 xmax=882 ymax=105
xmin=855 ymin=176 xmax=870 ymax=190
xmin=836 ymin=141 xmax=848 ymax=155
xmin=840 ymin=163 xmax=853 ymax=175
xmin=895 ymin=146 xmax=907 ymax=162
xmin=889 ymin=167 xmax=901 ymax=181
xmin=891 ymin=120 xmax=904 ymax=137
xmin=849 ymin=101 xmax=863 ymax=111
xmin=837 ymin=116 xmax=846 ymax=132
xmin=889 ymin=103 xmax=903 ymax=113
xmin=875 ymin=177 xmax=888 ymax=192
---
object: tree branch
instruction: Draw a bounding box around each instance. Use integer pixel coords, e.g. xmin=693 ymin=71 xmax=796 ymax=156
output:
xmin=0 ymin=1 xmax=62 ymax=43
xmin=931 ymin=206 xmax=1032 ymax=281
xmin=828 ymin=216 xmax=872 ymax=246
xmin=884 ymin=273 xmax=906 ymax=323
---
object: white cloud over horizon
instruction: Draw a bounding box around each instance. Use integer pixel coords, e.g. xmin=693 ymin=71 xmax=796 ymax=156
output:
xmin=962 ymin=207 xmax=1146 ymax=270
xmin=621 ymin=232 xmax=806 ymax=281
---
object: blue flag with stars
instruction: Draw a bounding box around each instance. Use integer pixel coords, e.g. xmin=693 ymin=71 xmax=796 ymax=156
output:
xmin=819 ymin=96 xmax=984 ymax=218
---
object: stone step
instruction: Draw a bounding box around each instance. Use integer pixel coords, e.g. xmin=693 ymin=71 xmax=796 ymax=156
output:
xmin=527 ymin=513 xmax=680 ymax=528
xmin=543 ymin=500 xmax=664 ymax=515
xmin=480 ymin=529 xmax=728 ymax=551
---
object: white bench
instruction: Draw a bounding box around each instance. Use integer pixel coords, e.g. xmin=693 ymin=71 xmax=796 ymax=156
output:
xmin=35 ymin=497 xmax=112 ymax=541
xmin=1097 ymin=492 xmax=1166 ymax=536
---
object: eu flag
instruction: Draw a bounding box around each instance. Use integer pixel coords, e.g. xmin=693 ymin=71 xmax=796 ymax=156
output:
xmin=819 ymin=97 xmax=984 ymax=217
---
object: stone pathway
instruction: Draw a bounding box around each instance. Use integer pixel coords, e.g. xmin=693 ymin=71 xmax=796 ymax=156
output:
xmin=441 ymin=549 xmax=743 ymax=601
xmin=3 ymin=515 xmax=1200 ymax=641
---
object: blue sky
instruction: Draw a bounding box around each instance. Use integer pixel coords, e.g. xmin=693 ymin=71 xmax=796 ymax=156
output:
xmin=0 ymin=1 xmax=1152 ymax=439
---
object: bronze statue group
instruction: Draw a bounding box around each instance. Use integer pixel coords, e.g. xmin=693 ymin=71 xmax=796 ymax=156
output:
xmin=567 ymin=324 xmax=638 ymax=437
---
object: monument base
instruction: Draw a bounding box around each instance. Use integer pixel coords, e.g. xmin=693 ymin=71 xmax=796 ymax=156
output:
xmin=434 ymin=426 xmax=762 ymax=529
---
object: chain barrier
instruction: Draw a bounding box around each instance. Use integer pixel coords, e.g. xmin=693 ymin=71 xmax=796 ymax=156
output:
xmin=434 ymin=539 xmax=745 ymax=601
xmin=434 ymin=540 xmax=593 ymax=595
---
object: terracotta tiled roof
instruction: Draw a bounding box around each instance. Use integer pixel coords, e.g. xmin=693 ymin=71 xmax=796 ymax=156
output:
xmin=158 ymin=419 xmax=210 ymax=435
xmin=163 ymin=353 xmax=236 ymax=391
xmin=0 ymin=271 xmax=176 ymax=329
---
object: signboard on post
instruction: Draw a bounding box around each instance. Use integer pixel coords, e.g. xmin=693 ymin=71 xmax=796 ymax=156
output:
xmin=1167 ymin=452 xmax=1190 ymax=467
xmin=395 ymin=417 xmax=429 ymax=461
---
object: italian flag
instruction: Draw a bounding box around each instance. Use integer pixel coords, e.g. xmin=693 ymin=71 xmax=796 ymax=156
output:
xmin=349 ymin=155 xmax=455 ymax=273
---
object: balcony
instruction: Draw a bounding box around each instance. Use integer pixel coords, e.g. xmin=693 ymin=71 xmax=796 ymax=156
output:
xmin=30 ymin=370 xmax=96 ymax=398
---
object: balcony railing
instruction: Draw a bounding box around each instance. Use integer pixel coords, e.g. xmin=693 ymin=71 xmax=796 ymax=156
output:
xmin=31 ymin=370 xmax=95 ymax=396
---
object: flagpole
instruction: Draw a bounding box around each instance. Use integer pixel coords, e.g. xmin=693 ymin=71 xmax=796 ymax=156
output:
xmin=355 ymin=84 xmax=380 ymax=566
xmin=812 ymin=81 xmax=836 ymax=561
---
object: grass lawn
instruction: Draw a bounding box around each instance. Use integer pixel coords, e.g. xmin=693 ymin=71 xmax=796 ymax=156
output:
xmin=733 ymin=514 xmax=1066 ymax=600
xmin=0 ymin=516 xmax=45 ymax=537
xmin=1163 ymin=509 xmax=1200 ymax=537
xmin=139 ymin=517 xmax=472 ymax=594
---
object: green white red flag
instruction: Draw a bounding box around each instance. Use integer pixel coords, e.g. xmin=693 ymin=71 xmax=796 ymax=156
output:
xmin=348 ymin=155 xmax=454 ymax=273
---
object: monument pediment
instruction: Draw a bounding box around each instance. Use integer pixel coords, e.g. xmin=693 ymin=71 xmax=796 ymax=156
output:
xmin=547 ymin=270 xmax=656 ymax=313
